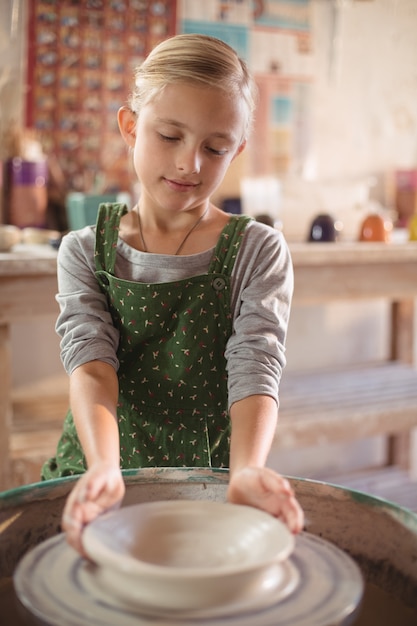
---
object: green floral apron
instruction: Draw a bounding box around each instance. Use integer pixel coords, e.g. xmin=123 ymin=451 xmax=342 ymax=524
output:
xmin=42 ymin=204 xmax=251 ymax=479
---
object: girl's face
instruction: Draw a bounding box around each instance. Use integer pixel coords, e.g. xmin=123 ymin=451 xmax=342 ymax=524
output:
xmin=119 ymin=82 xmax=246 ymax=215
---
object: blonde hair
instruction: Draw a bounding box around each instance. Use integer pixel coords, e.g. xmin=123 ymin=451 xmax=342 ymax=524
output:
xmin=128 ymin=34 xmax=258 ymax=140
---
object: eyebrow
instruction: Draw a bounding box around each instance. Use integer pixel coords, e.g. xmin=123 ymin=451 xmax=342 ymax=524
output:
xmin=155 ymin=117 xmax=236 ymax=142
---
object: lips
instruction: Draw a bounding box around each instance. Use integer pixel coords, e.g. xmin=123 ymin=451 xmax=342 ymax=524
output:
xmin=164 ymin=178 xmax=199 ymax=192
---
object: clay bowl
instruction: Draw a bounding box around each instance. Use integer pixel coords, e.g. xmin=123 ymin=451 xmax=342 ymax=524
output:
xmin=82 ymin=499 xmax=294 ymax=612
xmin=0 ymin=225 xmax=21 ymax=252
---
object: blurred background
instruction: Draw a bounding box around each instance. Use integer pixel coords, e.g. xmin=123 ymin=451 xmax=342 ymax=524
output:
xmin=1 ymin=0 xmax=417 ymax=488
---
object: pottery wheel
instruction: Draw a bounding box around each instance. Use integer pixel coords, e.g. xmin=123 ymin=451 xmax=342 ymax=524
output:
xmin=14 ymin=531 xmax=363 ymax=626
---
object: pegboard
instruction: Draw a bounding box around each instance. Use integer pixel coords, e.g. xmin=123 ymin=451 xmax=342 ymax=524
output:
xmin=25 ymin=0 xmax=177 ymax=193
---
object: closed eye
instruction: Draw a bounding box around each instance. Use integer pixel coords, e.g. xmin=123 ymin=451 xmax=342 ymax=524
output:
xmin=158 ymin=132 xmax=228 ymax=156
xmin=207 ymin=147 xmax=228 ymax=156
xmin=159 ymin=133 xmax=179 ymax=142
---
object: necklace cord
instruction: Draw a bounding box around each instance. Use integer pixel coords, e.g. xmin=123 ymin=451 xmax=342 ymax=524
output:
xmin=136 ymin=206 xmax=209 ymax=255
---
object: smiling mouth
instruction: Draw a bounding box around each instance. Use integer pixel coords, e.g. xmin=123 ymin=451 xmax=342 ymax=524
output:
xmin=165 ymin=178 xmax=199 ymax=190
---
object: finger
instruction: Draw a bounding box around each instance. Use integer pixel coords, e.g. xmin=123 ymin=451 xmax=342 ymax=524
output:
xmin=62 ymin=494 xmax=80 ymax=529
xmin=62 ymin=483 xmax=98 ymax=549
xmin=88 ymin=486 xmax=124 ymax=515
xmin=75 ymin=473 xmax=107 ymax=504
xmin=277 ymin=495 xmax=305 ymax=534
xmin=252 ymin=472 xmax=303 ymax=532
xmin=259 ymin=469 xmax=294 ymax=497
xmin=63 ymin=475 xmax=92 ymax=513
xmin=80 ymin=471 xmax=124 ymax=508
xmin=280 ymin=477 xmax=295 ymax=496
xmin=62 ymin=505 xmax=86 ymax=555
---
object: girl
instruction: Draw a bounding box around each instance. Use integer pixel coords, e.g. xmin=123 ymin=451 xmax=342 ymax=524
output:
xmin=43 ymin=34 xmax=304 ymax=554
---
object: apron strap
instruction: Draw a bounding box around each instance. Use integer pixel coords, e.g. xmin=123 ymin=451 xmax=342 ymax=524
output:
xmin=94 ymin=204 xmax=252 ymax=277
xmin=94 ymin=203 xmax=128 ymax=273
xmin=209 ymin=215 xmax=253 ymax=276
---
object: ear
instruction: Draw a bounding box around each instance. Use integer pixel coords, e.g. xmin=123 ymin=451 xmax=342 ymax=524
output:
xmin=232 ymin=139 xmax=246 ymax=161
xmin=118 ymin=106 xmax=137 ymax=147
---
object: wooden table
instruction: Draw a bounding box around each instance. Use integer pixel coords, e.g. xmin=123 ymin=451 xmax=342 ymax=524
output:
xmin=0 ymin=245 xmax=59 ymax=491
xmin=2 ymin=241 xmax=417 ymax=491
xmin=289 ymin=241 xmax=417 ymax=364
xmin=278 ymin=242 xmax=417 ymax=477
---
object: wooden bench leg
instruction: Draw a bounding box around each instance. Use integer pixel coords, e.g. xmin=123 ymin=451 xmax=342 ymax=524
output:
xmin=388 ymin=300 xmax=417 ymax=480
xmin=0 ymin=324 xmax=12 ymax=491
xmin=410 ymin=429 xmax=417 ymax=481
xmin=387 ymin=430 xmax=417 ymax=481
xmin=387 ymin=433 xmax=411 ymax=471
xmin=390 ymin=300 xmax=414 ymax=364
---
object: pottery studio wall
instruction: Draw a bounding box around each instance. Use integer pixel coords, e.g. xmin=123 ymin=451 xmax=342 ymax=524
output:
xmin=5 ymin=0 xmax=417 ymax=477
xmin=270 ymin=0 xmax=417 ymax=477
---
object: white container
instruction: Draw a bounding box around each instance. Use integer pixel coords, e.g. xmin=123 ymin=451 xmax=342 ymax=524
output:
xmin=240 ymin=176 xmax=281 ymax=221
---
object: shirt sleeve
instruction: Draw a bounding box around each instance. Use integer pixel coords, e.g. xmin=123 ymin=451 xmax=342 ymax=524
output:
xmin=226 ymin=222 xmax=294 ymax=409
xmin=55 ymin=228 xmax=120 ymax=374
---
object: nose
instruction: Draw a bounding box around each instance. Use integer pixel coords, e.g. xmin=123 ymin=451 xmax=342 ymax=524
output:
xmin=176 ymin=144 xmax=201 ymax=174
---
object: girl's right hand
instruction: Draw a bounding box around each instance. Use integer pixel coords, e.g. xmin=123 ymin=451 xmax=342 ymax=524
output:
xmin=61 ymin=463 xmax=125 ymax=556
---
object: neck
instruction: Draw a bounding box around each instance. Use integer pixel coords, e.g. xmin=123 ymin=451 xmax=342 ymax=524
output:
xmin=136 ymin=206 xmax=210 ymax=255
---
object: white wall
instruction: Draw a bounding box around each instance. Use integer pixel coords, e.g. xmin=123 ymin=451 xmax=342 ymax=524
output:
xmin=262 ymin=0 xmax=417 ymax=476
xmin=260 ymin=0 xmax=417 ymax=241
xmin=312 ymin=0 xmax=417 ymax=179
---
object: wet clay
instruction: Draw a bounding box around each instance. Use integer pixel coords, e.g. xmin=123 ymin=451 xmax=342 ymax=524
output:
xmin=3 ymin=577 xmax=417 ymax=626
xmin=2 ymin=471 xmax=417 ymax=624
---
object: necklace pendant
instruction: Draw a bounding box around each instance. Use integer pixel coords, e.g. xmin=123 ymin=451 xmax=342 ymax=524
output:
xmin=136 ymin=206 xmax=209 ymax=255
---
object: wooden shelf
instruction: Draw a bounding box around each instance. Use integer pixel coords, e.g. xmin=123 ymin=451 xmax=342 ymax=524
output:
xmin=11 ymin=373 xmax=69 ymax=425
xmin=8 ymin=374 xmax=68 ymax=489
xmin=276 ymin=361 xmax=417 ymax=478
xmin=317 ymin=465 xmax=417 ymax=513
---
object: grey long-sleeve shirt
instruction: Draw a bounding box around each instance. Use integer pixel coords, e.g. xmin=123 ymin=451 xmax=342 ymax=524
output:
xmin=55 ymin=219 xmax=293 ymax=409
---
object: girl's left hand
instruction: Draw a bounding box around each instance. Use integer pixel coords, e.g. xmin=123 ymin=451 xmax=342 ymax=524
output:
xmin=227 ymin=466 xmax=304 ymax=534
